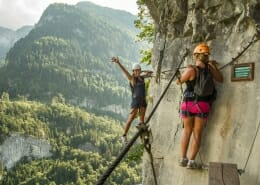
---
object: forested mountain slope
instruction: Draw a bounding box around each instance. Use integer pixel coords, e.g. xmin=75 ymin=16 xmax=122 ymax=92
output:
xmin=0 ymin=2 xmax=142 ymax=117
xmin=0 ymin=98 xmax=141 ymax=184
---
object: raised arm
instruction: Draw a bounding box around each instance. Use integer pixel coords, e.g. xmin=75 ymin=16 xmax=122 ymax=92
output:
xmin=176 ymin=66 xmax=196 ymax=85
xmin=141 ymin=70 xmax=153 ymax=78
xmin=208 ymin=60 xmax=223 ymax=83
xmin=111 ymin=57 xmax=133 ymax=82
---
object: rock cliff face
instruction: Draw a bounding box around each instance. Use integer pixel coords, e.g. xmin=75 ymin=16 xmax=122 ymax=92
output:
xmin=142 ymin=0 xmax=260 ymax=185
xmin=0 ymin=134 xmax=52 ymax=169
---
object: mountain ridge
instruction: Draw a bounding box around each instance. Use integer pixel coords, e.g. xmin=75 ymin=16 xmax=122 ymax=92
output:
xmin=0 ymin=25 xmax=32 ymax=57
xmin=0 ymin=2 xmax=144 ymax=118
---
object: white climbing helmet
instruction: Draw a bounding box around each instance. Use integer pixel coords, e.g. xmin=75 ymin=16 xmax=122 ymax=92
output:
xmin=132 ymin=63 xmax=141 ymax=70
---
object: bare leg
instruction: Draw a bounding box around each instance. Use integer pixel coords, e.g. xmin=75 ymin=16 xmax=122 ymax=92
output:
xmin=189 ymin=117 xmax=206 ymax=160
xmin=139 ymin=107 xmax=146 ymax=123
xmin=181 ymin=117 xmax=194 ymax=159
xmin=123 ymin=108 xmax=138 ymax=135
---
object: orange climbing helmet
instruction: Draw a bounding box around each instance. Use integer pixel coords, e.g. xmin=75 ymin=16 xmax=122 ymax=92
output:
xmin=193 ymin=43 xmax=210 ymax=55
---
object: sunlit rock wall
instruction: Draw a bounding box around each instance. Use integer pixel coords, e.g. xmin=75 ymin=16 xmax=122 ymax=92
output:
xmin=0 ymin=134 xmax=52 ymax=169
xmin=142 ymin=0 xmax=260 ymax=184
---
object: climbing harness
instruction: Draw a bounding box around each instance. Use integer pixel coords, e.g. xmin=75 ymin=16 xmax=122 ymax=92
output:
xmin=95 ymin=49 xmax=189 ymax=185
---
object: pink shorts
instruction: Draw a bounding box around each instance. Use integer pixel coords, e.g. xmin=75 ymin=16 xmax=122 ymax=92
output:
xmin=180 ymin=101 xmax=211 ymax=119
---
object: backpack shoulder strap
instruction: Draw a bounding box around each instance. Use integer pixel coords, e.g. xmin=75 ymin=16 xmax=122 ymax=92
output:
xmin=189 ymin=65 xmax=199 ymax=77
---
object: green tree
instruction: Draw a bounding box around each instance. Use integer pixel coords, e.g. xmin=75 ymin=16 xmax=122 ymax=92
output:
xmin=135 ymin=0 xmax=154 ymax=65
xmin=1 ymin=92 xmax=10 ymax=101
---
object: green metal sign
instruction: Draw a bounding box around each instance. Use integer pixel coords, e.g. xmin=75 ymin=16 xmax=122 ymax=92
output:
xmin=231 ymin=63 xmax=254 ymax=81
xmin=234 ymin=66 xmax=250 ymax=78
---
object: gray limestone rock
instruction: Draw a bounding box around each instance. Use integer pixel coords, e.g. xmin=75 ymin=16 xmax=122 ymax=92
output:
xmin=0 ymin=133 xmax=52 ymax=169
xmin=141 ymin=0 xmax=260 ymax=185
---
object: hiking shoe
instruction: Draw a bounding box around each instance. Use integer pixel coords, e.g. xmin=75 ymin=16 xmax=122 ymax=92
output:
xmin=179 ymin=158 xmax=188 ymax=167
xmin=121 ymin=135 xmax=128 ymax=145
xmin=186 ymin=160 xmax=199 ymax=169
xmin=136 ymin=122 xmax=147 ymax=130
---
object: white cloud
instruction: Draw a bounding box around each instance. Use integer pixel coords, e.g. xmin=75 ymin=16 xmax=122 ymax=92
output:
xmin=0 ymin=0 xmax=138 ymax=30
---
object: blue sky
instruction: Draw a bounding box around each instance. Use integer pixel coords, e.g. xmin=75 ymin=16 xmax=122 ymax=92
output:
xmin=0 ymin=0 xmax=138 ymax=30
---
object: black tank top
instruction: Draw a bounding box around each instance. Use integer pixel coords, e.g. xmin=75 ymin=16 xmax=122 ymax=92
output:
xmin=185 ymin=79 xmax=196 ymax=92
xmin=130 ymin=77 xmax=145 ymax=98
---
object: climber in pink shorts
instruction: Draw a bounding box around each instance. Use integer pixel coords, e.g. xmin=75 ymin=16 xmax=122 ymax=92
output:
xmin=176 ymin=43 xmax=223 ymax=169
xmin=180 ymin=101 xmax=211 ymax=120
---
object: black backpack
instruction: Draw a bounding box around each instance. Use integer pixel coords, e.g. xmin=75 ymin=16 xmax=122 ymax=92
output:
xmin=193 ymin=64 xmax=217 ymax=103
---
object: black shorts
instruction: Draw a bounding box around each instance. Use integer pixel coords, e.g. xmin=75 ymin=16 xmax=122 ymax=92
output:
xmin=131 ymin=97 xmax=147 ymax=109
